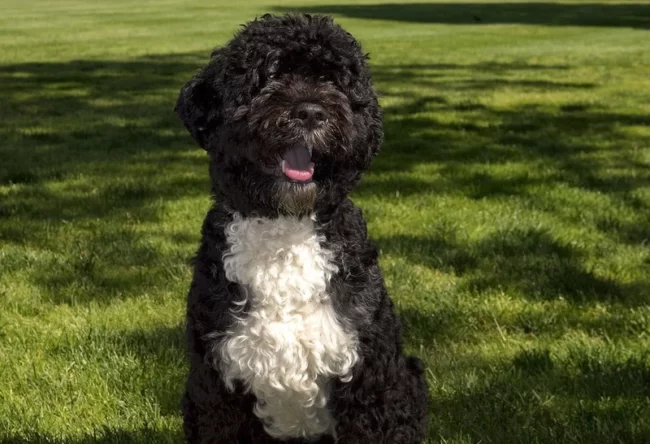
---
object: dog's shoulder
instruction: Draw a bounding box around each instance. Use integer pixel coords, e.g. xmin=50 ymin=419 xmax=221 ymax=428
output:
xmin=320 ymin=199 xmax=379 ymax=267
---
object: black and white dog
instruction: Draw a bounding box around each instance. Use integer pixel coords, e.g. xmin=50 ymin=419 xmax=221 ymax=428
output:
xmin=175 ymin=14 xmax=428 ymax=444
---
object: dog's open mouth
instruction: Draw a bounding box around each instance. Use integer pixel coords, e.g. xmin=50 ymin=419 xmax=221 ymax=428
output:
xmin=281 ymin=146 xmax=314 ymax=182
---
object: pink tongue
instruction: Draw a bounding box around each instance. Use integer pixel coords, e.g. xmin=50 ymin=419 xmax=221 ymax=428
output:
xmin=282 ymin=146 xmax=314 ymax=182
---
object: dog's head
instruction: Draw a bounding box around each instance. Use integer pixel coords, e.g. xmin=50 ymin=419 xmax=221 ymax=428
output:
xmin=176 ymin=14 xmax=382 ymax=216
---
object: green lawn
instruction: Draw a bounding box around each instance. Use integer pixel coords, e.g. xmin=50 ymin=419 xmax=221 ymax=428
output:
xmin=1 ymin=1 xmax=649 ymax=443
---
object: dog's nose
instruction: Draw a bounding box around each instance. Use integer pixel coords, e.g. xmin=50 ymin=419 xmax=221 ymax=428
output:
xmin=292 ymin=103 xmax=328 ymax=126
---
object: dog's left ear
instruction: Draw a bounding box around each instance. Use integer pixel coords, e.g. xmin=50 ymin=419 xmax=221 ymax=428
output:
xmin=175 ymin=76 xmax=216 ymax=149
xmin=176 ymin=48 xmax=227 ymax=150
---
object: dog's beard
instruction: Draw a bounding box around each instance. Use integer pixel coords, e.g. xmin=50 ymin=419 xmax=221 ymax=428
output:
xmin=273 ymin=181 xmax=317 ymax=216
xmin=217 ymin=159 xmax=319 ymax=217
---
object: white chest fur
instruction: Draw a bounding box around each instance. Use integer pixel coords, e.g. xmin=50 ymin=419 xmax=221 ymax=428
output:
xmin=216 ymin=214 xmax=358 ymax=439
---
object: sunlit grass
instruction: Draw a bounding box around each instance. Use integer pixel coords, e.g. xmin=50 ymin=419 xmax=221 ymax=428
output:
xmin=1 ymin=1 xmax=649 ymax=443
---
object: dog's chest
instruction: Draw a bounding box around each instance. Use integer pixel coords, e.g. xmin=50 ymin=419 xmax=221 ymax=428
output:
xmin=217 ymin=214 xmax=358 ymax=439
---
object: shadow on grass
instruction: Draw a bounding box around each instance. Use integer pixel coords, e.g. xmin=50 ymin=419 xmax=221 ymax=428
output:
xmin=0 ymin=53 xmax=210 ymax=214
xmin=380 ymin=226 xmax=647 ymax=305
xmin=2 ymin=427 xmax=183 ymax=444
xmin=3 ymin=56 xmax=646 ymax=306
xmin=276 ymin=3 xmax=650 ymax=29
xmin=2 ymin=49 xmax=648 ymax=444
xmin=467 ymin=228 xmax=630 ymax=303
xmin=0 ymin=53 xmax=213 ymax=304
xmin=427 ymin=349 xmax=650 ymax=443
xmin=367 ymin=64 xmax=649 ymax=181
xmin=0 ymin=219 xmax=196 ymax=304
xmin=0 ymin=175 xmax=207 ymax=225
xmin=375 ymin=231 xmax=476 ymax=274
xmin=352 ymin=62 xmax=649 ymax=307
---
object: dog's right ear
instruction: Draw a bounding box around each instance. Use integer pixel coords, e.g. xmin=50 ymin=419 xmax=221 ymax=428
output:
xmin=175 ymin=76 xmax=216 ymax=149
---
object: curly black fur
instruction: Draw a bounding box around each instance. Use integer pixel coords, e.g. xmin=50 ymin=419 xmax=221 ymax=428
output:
xmin=176 ymin=13 xmax=428 ymax=443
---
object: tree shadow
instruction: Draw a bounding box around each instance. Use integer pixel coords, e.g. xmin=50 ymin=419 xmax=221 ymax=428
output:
xmin=375 ymin=233 xmax=476 ymax=275
xmin=276 ymin=3 xmax=650 ymax=29
xmin=367 ymin=63 xmax=648 ymax=173
xmin=2 ymin=426 xmax=183 ymax=444
xmin=598 ymin=214 xmax=650 ymax=246
xmin=0 ymin=53 xmax=210 ymax=209
xmin=4 ymin=56 xmax=647 ymax=307
xmin=0 ymin=174 xmax=207 ymax=226
xmin=398 ymin=305 xmax=470 ymax=347
xmin=0 ymin=53 xmax=212 ymax=232
xmin=356 ymin=66 xmax=649 ymax=306
xmin=0 ymin=53 xmax=213 ymax=304
xmin=466 ymin=227 xmax=637 ymax=304
xmin=354 ymin=62 xmax=650 ymax=254
xmin=0 ymin=213 xmax=197 ymax=304
xmin=377 ymin=226 xmax=646 ymax=306
xmin=428 ymin=348 xmax=650 ymax=443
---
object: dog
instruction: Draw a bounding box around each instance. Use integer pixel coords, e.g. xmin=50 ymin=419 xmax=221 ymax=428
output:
xmin=175 ymin=13 xmax=428 ymax=443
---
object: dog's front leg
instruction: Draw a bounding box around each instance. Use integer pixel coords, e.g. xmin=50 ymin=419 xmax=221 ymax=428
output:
xmin=330 ymin=355 xmax=429 ymax=444
xmin=182 ymin=359 xmax=254 ymax=444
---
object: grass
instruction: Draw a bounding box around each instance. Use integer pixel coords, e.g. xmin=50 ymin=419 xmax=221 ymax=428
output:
xmin=1 ymin=0 xmax=649 ymax=443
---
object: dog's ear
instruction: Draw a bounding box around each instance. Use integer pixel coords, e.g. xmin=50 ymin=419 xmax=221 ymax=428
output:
xmin=175 ymin=49 xmax=227 ymax=149
xmin=175 ymin=76 xmax=214 ymax=149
